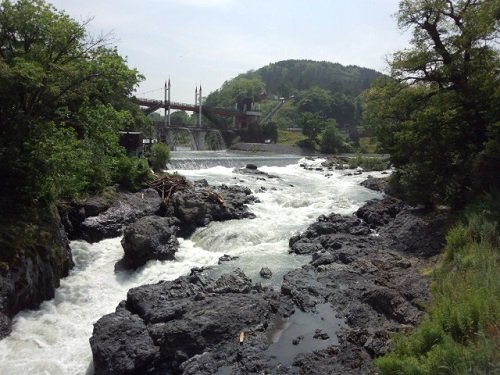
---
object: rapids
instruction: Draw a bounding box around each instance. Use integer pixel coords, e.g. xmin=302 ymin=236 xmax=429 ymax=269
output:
xmin=0 ymin=151 xmax=384 ymax=374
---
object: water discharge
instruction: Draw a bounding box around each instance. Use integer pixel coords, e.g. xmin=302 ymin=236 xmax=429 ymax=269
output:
xmin=0 ymin=151 xmax=384 ymax=374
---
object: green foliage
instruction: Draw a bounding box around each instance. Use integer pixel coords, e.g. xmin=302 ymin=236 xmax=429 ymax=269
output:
xmin=300 ymin=112 xmax=325 ymax=145
xmin=206 ymin=60 xmax=383 ymax=138
xmin=149 ymin=143 xmax=171 ymax=172
xmin=348 ymin=156 xmax=390 ymax=171
xmin=254 ymin=59 xmax=381 ymax=97
xmin=276 ymin=130 xmax=307 ymax=145
xmin=205 ymin=76 xmax=265 ymax=108
xmin=0 ymin=0 xmax=145 ymax=213
xmin=376 ymin=203 xmax=500 ymax=374
xmin=113 ymin=156 xmax=152 ymax=192
xmin=320 ymin=120 xmax=344 ymax=154
xmin=363 ymin=0 xmax=500 ymax=208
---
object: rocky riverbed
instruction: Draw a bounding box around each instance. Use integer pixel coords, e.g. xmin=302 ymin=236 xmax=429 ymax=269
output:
xmin=89 ymin=178 xmax=449 ymax=374
xmin=0 ymin=178 xmax=258 ymax=341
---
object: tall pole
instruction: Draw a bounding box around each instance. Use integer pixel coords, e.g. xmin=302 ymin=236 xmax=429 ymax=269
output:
xmin=163 ymin=80 xmax=167 ymax=140
xmin=198 ymin=85 xmax=202 ymax=127
xmin=167 ymin=78 xmax=171 ymax=126
xmin=195 ymin=86 xmax=198 ymax=106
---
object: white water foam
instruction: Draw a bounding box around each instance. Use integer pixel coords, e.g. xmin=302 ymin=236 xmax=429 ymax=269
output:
xmin=0 ymin=159 xmax=385 ymax=374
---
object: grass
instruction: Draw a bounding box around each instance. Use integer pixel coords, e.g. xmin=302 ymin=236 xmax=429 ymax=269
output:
xmin=276 ymin=129 xmax=307 ymax=145
xmin=348 ymin=155 xmax=390 ymax=171
xmin=376 ymin=196 xmax=500 ymax=374
xmin=358 ymin=136 xmax=379 ymax=154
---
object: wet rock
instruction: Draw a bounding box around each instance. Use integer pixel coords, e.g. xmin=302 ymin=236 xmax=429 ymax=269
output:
xmin=259 ymin=267 xmax=272 ymax=279
xmin=218 ymin=254 xmax=239 ymax=264
xmin=274 ymin=196 xmax=448 ymax=373
xmin=234 ymin=166 xmax=280 ymax=179
xmin=164 ymin=184 xmax=257 ymax=237
xmin=117 ymin=216 xmax=180 ymax=270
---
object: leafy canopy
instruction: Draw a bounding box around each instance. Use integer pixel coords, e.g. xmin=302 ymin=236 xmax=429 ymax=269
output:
xmin=363 ymin=0 xmax=500 ymax=207
xmin=0 ymin=0 xmax=148 ymax=214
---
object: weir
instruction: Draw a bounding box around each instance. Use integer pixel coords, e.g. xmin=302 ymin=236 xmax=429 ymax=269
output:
xmin=163 ymin=126 xmax=227 ymax=151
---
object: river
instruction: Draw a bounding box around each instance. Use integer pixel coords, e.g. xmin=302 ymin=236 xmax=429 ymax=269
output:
xmin=0 ymin=150 xmax=384 ymax=374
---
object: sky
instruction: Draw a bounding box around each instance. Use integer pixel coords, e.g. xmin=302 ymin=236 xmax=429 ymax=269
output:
xmin=48 ymin=0 xmax=411 ymax=104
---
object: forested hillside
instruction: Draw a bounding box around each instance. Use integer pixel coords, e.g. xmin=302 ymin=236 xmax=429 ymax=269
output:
xmin=204 ymin=60 xmax=383 ymax=151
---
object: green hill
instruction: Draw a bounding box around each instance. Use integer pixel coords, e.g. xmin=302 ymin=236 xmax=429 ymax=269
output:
xmin=204 ymin=60 xmax=384 ymax=147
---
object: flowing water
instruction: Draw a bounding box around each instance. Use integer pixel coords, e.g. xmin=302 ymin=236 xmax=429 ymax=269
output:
xmin=0 ymin=150 xmax=384 ymax=374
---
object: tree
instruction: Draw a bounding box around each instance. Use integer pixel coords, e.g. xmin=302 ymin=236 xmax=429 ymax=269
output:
xmin=299 ymin=112 xmax=327 ymax=148
xmin=320 ymin=120 xmax=345 ymax=154
xmin=0 ymin=0 xmax=146 ymax=214
xmin=363 ymin=0 xmax=499 ymax=207
xmin=297 ymin=87 xmax=332 ymax=117
xmin=205 ymin=76 xmax=264 ymax=108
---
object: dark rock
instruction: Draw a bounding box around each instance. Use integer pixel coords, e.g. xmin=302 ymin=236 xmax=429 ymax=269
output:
xmin=360 ymin=176 xmax=390 ymax=193
xmin=90 ymin=194 xmax=449 ymax=374
xmin=313 ymin=329 xmax=330 ymax=340
xmin=163 ymin=184 xmax=257 ymax=237
xmin=356 ymin=197 xmax=406 ymax=228
xmin=118 ymin=216 xmax=180 ymax=270
xmin=379 ymin=207 xmax=449 ymax=257
xmin=90 ymin=269 xmax=280 ymax=375
xmin=245 ymin=163 xmax=258 ymax=170
xmin=234 ymin=166 xmax=279 ymax=179
xmin=259 ymin=267 xmax=272 ymax=279
xmin=218 ymin=254 xmax=239 ymax=264
xmin=0 ymin=209 xmax=73 ymax=340
xmin=78 ymin=189 xmax=162 ymax=243
xmin=90 ymin=308 xmax=160 ymax=375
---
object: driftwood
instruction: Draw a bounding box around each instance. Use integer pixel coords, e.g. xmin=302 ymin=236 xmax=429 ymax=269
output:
xmin=148 ymin=173 xmax=191 ymax=202
xmin=201 ymin=189 xmax=225 ymax=205
xmin=148 ymin=174 xmax=225 ymax=206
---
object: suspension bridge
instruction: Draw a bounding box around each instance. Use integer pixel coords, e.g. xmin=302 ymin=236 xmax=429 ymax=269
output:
xmin=133 ymin=81 xmax=262 ymax=150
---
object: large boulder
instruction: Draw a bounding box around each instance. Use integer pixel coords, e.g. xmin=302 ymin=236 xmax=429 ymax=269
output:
xmin=90 ymin=269 xmax=280 ymax=375
xmin=163 ymin=184 xmax=257 ymax=237
xmin=118 ymin=216 xmax=180 ymax=270
xmin=78 ymin=189 xmax=162 ymax=243
xmin=356 ymin=197 xmax=406 ymax=228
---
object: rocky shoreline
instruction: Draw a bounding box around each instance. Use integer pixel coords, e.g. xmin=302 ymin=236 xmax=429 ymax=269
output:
xmin=0 ymin=177 xmax=258 ymax=340
xmin=89 ymin=178 xmax=449 ymax=374
xmin=0 ymin=167 xmax=450 ymax=374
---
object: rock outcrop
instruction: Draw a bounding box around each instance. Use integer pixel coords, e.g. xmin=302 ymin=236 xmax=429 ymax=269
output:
xmin=62 ymin=188 xmax=162 ymax=243
xmin=0 ymin=209 xmax=73 ymax=339
xmin=117 ymin=216 xmax=181 ymax=270
xmin=90 ymin=197 xmax=449 ymax=374
xmin=161 ymin=183 xmax=258 ymax=237
xmin=90 ymin=269 xmax=281 ymax=375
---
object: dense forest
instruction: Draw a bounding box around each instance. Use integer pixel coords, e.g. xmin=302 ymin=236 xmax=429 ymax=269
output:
xmin=0 ymin=0 xmax=153 ymax=217
xmin=203 ymin=60 xmax=383 ymax=151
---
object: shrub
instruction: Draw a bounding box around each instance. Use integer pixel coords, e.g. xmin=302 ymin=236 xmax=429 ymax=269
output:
xmin=149 ymin=143 xmax=171 ymax=172
xmin=113 ymin=156 xmax=152 ymax=191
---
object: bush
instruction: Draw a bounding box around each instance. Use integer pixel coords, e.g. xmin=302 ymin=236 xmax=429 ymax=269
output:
xmin=149 ymin=143 xmax=171 ymax=172
xmin=113 ymin=156 xmax=153 ymax=191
